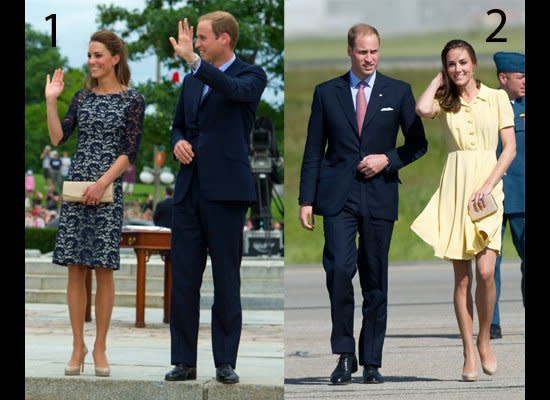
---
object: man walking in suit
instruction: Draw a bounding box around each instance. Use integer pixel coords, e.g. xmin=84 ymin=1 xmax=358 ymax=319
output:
xmin=490 ymin=52 xmax=525 ymax=340
xmin=165 ymin=11 xmax=267 ymax=383
xmin=299 ymin=23 xmax=427 ymax=384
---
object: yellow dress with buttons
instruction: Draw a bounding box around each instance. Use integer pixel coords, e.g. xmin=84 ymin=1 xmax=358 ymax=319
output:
xmin=411 ymin=84 xmax=514 ymax=260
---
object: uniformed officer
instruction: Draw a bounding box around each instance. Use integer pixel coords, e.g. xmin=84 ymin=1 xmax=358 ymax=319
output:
xmin=491 ymin=51 xmax=525 ymax=339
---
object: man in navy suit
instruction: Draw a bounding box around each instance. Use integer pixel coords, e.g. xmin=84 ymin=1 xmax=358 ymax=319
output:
xmin=164 ymin=11 xmax=267 ymax=384
xmin=153 ymin=186 xmax=173 ymax=229
xmin=490 ymin=52 xmax=525 ymax=340
xmin=299 ymin=23 xmax=427 ymax=384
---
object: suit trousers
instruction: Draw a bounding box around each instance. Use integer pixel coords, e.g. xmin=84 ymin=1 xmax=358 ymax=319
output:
xmin=492 ymin=212 xmax=525 ymax=327
xmin=170 ymin=167 xmax=248 ymax=369
xmin=322 ymin=178 xmax=394 ymax=367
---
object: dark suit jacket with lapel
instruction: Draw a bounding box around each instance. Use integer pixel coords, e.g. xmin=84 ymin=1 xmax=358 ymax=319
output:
xmin=170 ymin=56 xmax=267 ymax=204
xmin=299 ymin=71 xmax=427 ymax=219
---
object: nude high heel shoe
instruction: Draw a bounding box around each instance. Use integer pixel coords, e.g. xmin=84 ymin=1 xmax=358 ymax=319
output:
xmin=95 ymin=365 xmax=111 ymax=377
xmin=482 ymin=361 xmax=497 ymax=375
xmin=93 ymin=349 xmax=111 ymax=377
xmin=477 ymin=341 xmax=497 ymax=375
xmin=461 ymin=370 xmax=479 ymax=382
xmin=461 ymin=358 xmax=478 ymax=382
xmin=64 ymin=346 xmax=88 ymax=376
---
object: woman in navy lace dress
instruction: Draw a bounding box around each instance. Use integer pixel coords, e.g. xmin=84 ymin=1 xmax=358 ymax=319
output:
xmin=45 ymin=30 xmax=144 ymax=377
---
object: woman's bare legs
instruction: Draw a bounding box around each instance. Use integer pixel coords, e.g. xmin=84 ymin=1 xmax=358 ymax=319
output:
xmin=66 ymin=265 xmax=88 ymax=367
xmin=93 ymin=268 xmax=115 ymax=369
xmin=475 ymin=248 xmax=498 ymax=373
xmin=452 ymin=260 xmax=478 ymax=379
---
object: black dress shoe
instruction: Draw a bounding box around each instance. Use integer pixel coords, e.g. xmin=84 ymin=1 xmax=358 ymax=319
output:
xmin=216 ymin=364 xmax=239 ymax=384
xmin=363 ymin=365 xmax=384 ymax=384
xmin=490 ymin=324 xmax=502 ymax=340
xmin=165 ymin=364 xmax=197 ymax=381
xmin=330 ymin=353 xmax=358 ymax=385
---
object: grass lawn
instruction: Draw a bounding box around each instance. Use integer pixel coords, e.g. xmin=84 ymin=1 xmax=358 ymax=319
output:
xmin=286 ymin=28 xmax=525 ymax=61
xmin=284 ymin=66 xmax=518 ymax=264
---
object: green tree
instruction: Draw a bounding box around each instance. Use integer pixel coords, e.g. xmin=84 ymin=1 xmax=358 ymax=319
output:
xmin=135 ymin=79 xmax=182 ymax=173
xmin=96 ymin=0 xmax=283 ymax=91
xmin=25 ymin=68 xmax=86 ymax=172
xmin=96 ymin=0 xmax=284 ymax=174
xmin=25 ymin=23 xmax=68 ymax=104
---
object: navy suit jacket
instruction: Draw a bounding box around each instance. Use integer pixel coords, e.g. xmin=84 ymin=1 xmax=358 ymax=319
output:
xmin=153 ymin=197 xmax=173 ymax=229
xmin=497 ymin=96 xmax=525 ymax=213
xmin=170 ymin=56 xmax=267 ymax=204
xmin=299 ymin=71 xmax=427 ymax=219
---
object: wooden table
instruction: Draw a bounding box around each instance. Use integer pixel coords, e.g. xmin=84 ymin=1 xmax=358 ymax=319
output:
xmin=85 ymin=227 xmax=172 ymax=328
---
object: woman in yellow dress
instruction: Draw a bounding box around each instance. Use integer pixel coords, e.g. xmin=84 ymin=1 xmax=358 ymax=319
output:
xmin=411 ymin=39 xmax=516 ymax=381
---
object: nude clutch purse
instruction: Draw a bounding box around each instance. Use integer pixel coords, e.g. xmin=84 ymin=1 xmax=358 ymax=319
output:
xmin=468 ymin=193 xmax=498 ymax=222
xmin=62 ymin=181 xmax=114 ymax=203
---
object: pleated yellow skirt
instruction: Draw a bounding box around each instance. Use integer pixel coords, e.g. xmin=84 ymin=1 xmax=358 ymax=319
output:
xmin=411 ymin=150 xmax=503 ymax=260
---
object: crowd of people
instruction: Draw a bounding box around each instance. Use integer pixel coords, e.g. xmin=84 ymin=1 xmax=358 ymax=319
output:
xmin=25 ymin=167 xmax=283 ymax=228
xmin=28 ymin=140 xmax=283 ymax=228
xmin=25 ymin=168 xmax=163 ymax=227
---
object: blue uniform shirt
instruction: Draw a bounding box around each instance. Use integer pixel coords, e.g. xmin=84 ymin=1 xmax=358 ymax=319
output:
xmin=497 ymin=96 xmax=525 ymax=213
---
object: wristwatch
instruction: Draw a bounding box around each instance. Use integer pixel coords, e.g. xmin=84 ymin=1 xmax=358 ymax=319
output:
xmin=188 ymin=53 xmax=200 ymax=69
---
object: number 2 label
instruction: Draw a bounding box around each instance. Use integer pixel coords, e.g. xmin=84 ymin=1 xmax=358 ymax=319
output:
xmin=486 ymin=9 xmax=507 ymax=43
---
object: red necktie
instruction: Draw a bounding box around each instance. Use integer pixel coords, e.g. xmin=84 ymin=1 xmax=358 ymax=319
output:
xmin=356 ymin=81 xmax=367 ymax=136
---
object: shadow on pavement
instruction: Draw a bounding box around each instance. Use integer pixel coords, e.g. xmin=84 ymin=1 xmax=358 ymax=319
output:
xmin=285 ymin=375 xmax=443 ymax=385
xmin=284 ymin=377 xmax=329 ymax=385
xmin=386 ymin=333 xmax=461 ymax=339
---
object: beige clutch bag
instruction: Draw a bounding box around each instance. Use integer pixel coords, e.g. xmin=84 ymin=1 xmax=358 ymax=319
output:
xmin=62 ymin=181 xmax=114 ymax=203
xmin=468 ymin=193 xmax=498 ymax=222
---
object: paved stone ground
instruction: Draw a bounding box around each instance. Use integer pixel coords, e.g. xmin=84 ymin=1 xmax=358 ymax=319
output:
xmin=284 ymin=260 xmax=525 ymax=400
xmin=25 ymin=304 xmax=283 ymax=399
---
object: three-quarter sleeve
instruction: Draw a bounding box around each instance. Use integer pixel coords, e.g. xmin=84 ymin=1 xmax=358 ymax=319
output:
xmin=497 ymin=89 xmax=514 ymax=130
xmin=120 ymin=91 xmax=145 ymax=164
xmin=58 ymin=89 xmax=84 ymax=146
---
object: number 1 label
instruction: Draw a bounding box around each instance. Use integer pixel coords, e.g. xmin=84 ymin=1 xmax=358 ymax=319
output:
xmin=45 ymin=14 xmax=56 ymax=47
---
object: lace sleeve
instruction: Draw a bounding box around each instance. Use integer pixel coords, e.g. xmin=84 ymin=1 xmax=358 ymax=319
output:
xmin=120 ymin=91 xmax=145 ymax=164
xmin=58 ymin=89 xmax=85 ymax=145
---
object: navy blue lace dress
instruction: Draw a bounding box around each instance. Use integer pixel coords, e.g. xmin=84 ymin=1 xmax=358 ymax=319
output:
xmin=52 ymin=88 xmax=144 ymax=270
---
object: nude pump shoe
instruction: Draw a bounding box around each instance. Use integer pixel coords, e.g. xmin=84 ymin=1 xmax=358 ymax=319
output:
xmin=461 ymin=370 xmax=479 ymax=382
xmin=461 ymin=358 xmax=478 ymax=382
xmin=93 ymin=349 xmax=111 ymax=377
xmin=477 ymin=341 xmax=497 ymax=376
xmin=64 ymin=346 xmax=88 ymax=376
xmin=95 ymin=366 xmax=111 ymax=377
xmin=482 ymin=361 xmax=497 ymax=375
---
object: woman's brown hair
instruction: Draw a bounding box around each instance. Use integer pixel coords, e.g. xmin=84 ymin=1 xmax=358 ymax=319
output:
xmin=436 ymin=39 xmax=480 ymax=113
xmin=84 ymin=30 xmax=130 ymax=89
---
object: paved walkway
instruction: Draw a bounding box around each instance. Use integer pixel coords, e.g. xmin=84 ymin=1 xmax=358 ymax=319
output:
xmin=25 ymin=304 xmax=283 ymax=400
xmin=284 ymin=260 xmax=525 ymax=400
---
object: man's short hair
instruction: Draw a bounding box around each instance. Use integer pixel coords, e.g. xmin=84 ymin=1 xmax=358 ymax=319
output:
xmin=347 ymin=23 xmax=380 ymax=49
xmin=199 ymin=11 xmax=239 ymax=50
